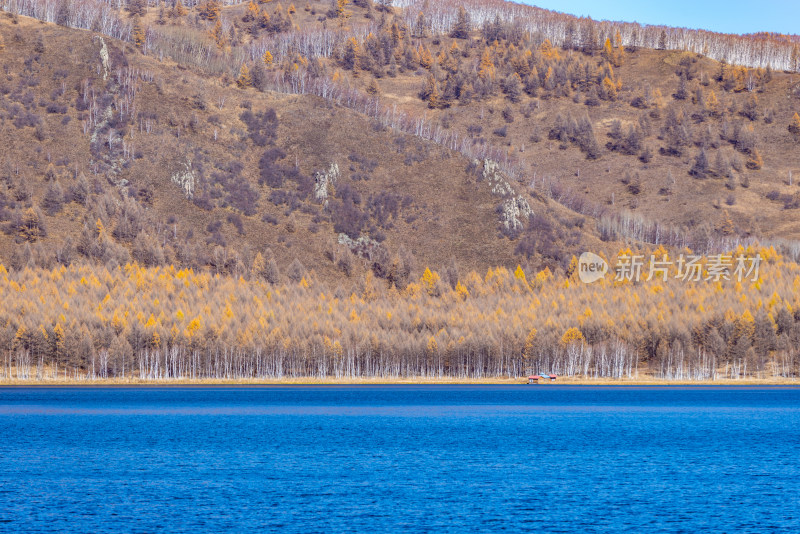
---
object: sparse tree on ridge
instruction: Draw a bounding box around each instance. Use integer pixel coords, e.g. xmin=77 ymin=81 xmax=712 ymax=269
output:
xmin=450 ymin=7 xmax=471 ymax=39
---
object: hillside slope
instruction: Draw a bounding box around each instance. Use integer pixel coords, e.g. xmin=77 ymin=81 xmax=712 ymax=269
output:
xmin=0 ymin=15 xmax=597 ymax=283
xmin=3 ymin=3 xmax=800 ymax=381
xmin=3 ymin=0 xmax=800 ymax=283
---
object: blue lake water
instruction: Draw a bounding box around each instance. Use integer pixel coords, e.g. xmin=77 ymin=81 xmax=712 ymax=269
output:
xmin=0 ymin=386 xmax=799 ymax=533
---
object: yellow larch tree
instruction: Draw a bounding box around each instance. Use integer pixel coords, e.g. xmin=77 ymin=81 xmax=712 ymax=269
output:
xmin=789 ymin=112 xmax=800 ymax=137
xmin=421 ymin=268 xmax=441 ymax=296
xmin=539 ymin=39 xmax=560 ymax=61
xmin=428 ymin=79 xmax=439 ymax=109
xmin=418 ymin=44 xmax=432 ymax=69
xmin=209 ymin=18 xmax=226 ymax=49
xmin=244 ymin=0 xmax=259 ymax=20
xmin=199 ymin=0 xmax=221 ymax=21
xmin=561 ymin=327 xmax=584 ymax=346
xmin=172 ymin=0 xmax=187 ymax=18
xmin=132 ymin=17 xmax=146 ymax=50
xmin=237 ymin=64 xmax=252 ymax=88
xmin=478 ymin=48 xmax=495 ymax=80
xmin=523 ymin=328 xmax=537 ymax=360
xmin=335 ymin=0 xmax=350 ymax=19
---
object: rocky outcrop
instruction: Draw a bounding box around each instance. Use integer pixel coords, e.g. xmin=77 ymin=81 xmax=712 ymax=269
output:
xmin=338 ymin=233 xmax=382 ymax=261
xmin=96 ymin=36 xmax=110 ymax=81
xmin=314 ymin=163 xmax=340 ymax=206
xmin=477 ymin=158 xmax=533 ymax=232
xmin=171 ymin=161 xmax=196 ymax=199
xmin=500 ymin=195 xmax=534 ymax=231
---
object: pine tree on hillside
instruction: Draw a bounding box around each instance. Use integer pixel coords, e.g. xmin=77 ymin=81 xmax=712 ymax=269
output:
xmin=287 ymin=258 xmax=306 ymax=282
xmin=199 ymin=0 xmax=222 ymax=21
xmin=705 ymin=90 xmax=720 ymax=117
xmin=450 ymin=7 xmax=471 ymax=39
xmin=366 ymin=78 xmax=380 ymax=96
xmin=746 ymin=148 xmax=763 ymax=170
xmin=250 ymin=62 xmax=266 ymax=91
xmin=418 ymin=44 xmax=432 ymax=69
xmin=244 ymin=0 xmax=259 ymax=22
xmin=342 ymin=37 xmax=360 ymax=71
xmin=689 ymin=148 xmax=709 ymax=178
xmin=20 ymin=208 xmax=46 ymax=242
xmin=334 ymin=0 xmax=350 ymax=19
xmin=132 ymin=17 xmax=146 ymax=50
xmin=674 ymin=75 xmax=689 ymax=100
xmin=789 ymin=112 xmax=800 ymax=138
xmin=600 ymin=76 xmax=617 ymax=100
xmin=503 ymin=73 xmax=522 ymax=102
xmin=602 ymin=38 xmax=619 ymax=66
xmin=237 ymin=64 xmax=252 ymax=88
xmin=428 ymin=80 xmax=439 ymax=109
xmin=171 ymin=0 xmax=187 ymax=18
xmin=419 ymin=73 xmax=435 ymax=101
xmin=209 ymin=18 xmax=226 ymax=49
xmin=251 ymin=252 xmax=266 ymax=280
xmin=264 ymin=256 xmax=280 ymax=285
xmin=128 ymin=0 xmax=147 ymax=17
xmin=478 ymin=49 xmax=494 ymax=80
xmin=41 ymin=181 xmax=65 ymax=215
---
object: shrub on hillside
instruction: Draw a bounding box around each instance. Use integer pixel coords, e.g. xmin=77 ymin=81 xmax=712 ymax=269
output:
xmin=240 ymin=108 xmax=278 ymax=147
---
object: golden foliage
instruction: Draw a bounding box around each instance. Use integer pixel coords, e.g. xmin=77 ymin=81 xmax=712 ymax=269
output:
xmin=478 ymin=49 xmax=495 ymax=80
xmin=539 ymin=39 xmax=560 ymax=61
xmin=198 ymin=0 xmax=221 ymax=21
xmin=746 ymin=148 xmax=763 ymax=170
xmin=237 ymin=64 xmax=252 ymax=88
xmin=209 ymin=19 xmax=226 ymax=49
xmin=561 ymin=327 xmax=584 ymax=345
xmin=132 ymin=17 xmax=146 ymax=50
xmin=789 ymin=112 xmax=800 ymax=137
xmin=0 ymin=247 xmax=798 ymax=378
xmin=418 ymin=44 xmax=432 ymax=69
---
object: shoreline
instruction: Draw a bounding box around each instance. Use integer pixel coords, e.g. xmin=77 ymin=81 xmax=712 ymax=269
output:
xmin=0 ymin=377 xmax=798 ymax=386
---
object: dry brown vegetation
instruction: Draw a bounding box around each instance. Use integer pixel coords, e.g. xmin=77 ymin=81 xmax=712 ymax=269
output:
xmin=0 ymin=12 xmax=599 ymax=282
xmin=2 ymin=1 xmax=800 ymax=381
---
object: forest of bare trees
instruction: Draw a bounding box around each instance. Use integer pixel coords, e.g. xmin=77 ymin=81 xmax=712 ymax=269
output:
xmin=396 ymin=0 xmax=800 ymax=71
xmin=3 ymin=0 xmax=799 ymax=73
xmin=4 ymin=0 xmax=797 ymax=194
